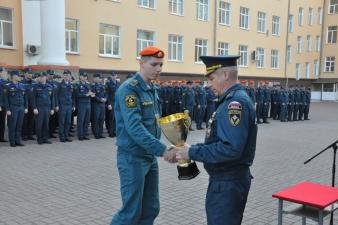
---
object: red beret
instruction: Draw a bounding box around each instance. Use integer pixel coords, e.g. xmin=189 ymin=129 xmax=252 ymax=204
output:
xmin=139 ymin=46 xmax=165 ymax=58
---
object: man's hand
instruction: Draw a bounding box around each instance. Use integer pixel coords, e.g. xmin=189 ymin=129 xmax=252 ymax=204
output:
xmin=72 ymin=107 xmax=76 ymax=112
xmin=24 ymin=109 xmax=28 ymax=114
xmin=108 ymin=105 xmax=113 ymax=110
xmin=33 ymin=109 xmax=38 ymax=115
xmin=163 ymin=145 xmax=177 ymax=163
xmin=55 ymin=106 xmax=59 ymax=112
xmin=6 ymin=110 xmax=11 ymax=116
xmin=0 ymin=106 xmax=2 ymax=112
xmin=50 ymin=110 xmax=55 ymax=115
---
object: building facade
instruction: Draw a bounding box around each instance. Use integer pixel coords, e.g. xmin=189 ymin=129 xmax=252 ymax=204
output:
xmin=0 ymin=0 xmax=337 ymax=100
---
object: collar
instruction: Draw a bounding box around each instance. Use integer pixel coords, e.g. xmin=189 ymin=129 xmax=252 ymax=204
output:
xmin=135 ymin=73 xmax=152 ymax=91
xmin=218 ymin=83 xmax=243 ymax=103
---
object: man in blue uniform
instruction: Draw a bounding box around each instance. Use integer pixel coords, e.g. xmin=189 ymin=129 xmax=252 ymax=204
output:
xmin=304 ymin=87 xmax=311 ymax=120
xmin=75 ymin=71 xmax=94 ymax=140
xmin=205 ymin=86 xmax=217 ymax=128
xmin=56 ymin=70 xmax=75 ymax=142
xmin=0 ymin=66 xmax=9 ymax=142
xmin=111 ymin=46 xmax=176 ymax=225
xmin=3 ymin=70 xmax=28 ymax=147
xmin=31 ymin=73 xmax=55 ymax=144
xmin=21 ymin=68 xmax=35 ymax=141
xmin=105 ymin=72 xmax=120 ymax=137
xmin=183 ymin=80 xmax=195 ymax=131
xmin=176 ymin=55 xmax=257 ymax=225
xmin=91 ymin=73 xmax=106 ymax=139
xmin=279 ymin=86 xmax=288 ymax=122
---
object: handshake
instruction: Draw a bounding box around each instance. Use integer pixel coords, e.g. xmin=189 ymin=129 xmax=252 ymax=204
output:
xmin=162 ymin=144 xmax=190 ymax=164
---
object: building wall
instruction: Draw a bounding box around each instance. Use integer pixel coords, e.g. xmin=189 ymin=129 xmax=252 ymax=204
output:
xmin=286 ymin=0 xmax=323 ymax=81
xmin=0 ymin=0 xmax=23 ymax=67
xmin=321 ymin=0 xmax=338 ymax=79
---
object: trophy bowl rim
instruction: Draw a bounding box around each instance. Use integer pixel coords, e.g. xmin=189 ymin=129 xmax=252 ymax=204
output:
xmin=159 ymin=112 xmax=189 ymax=125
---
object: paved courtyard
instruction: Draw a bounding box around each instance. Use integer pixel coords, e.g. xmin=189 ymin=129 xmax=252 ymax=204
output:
xmin=1 ymin=102 xmax=338 ymax=225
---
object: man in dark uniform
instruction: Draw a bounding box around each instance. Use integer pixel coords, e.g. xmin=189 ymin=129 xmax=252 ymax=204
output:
xmin=105 ymin=72 xmax=120 ymax=137
xmin=293 ymin=86 xmax=299 ymax=121
xmin=287 ymin=86 xmax=294 ymax=122
xmin=176 ymin=55 xmax=257 ymax=225
xmin=196 ymin=82 xmax=207 ymax=130
xmin=279 ymin=86 xmax=288 ymax=122
xmin=205 ymin=86 xmax=217 ymax=128
xmin=255 ymin=84 xmax=264 ymax=124
xmin=304 ymin=87 xmax=311 ymax=120
xmin=91 ymin=73 xmax=106 ymax=139
xmin=3 ymin=70 xmax=28 ymax=147
xmin=31 ymin=73 xmax=55 ymax=144
xmin=0 ymin=66 xmax=9 ymax=142
xmin=262 ymin=83 xmax=271 ymax=123
xmin=47 ymin=70 xmax=59 ymax=138
xmin=298 ymin=86 xmax=306 ymax=121
xmin=110 ymin=46 xmax=176 ymax=225
xmin=75 ymin=71 xmax=94 ymax=140
xmin=56 ymin=70 xmax=75 ymax=142
xmin=21 ymin=68 xmax=35 ymax=141
xmin=182 ymin=80 xmax=195 ymax=131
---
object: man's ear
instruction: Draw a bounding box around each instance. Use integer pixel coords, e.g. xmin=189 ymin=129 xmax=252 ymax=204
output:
xmin=223 ymin=69 xmax=229 ymax=81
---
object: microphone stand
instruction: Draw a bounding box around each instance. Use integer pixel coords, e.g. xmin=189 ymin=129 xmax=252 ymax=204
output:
xmin=304 ymin=140 xmax=338 ymax=225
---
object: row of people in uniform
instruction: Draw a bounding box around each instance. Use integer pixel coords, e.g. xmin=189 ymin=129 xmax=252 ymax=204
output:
xmin=0 ymin=67 xmax=120 ymax=147
xmin=244 ymin=82 xmax=311 ymax=123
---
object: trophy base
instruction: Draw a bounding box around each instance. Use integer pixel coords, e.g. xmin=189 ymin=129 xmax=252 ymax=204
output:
xmin=177 ymin=161 xmax=200 ymax=180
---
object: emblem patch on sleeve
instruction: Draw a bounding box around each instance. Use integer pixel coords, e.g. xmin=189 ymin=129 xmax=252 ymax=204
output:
xmin=125 ymin=94 xmax=137 ymax=108
xmin=228 ymin=101 xmax=242 ymax=126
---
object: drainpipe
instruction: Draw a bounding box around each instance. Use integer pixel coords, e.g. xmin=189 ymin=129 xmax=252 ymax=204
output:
xmin=319 ymin=0 xmax=327 ymax=102
xmin=284 ymin=0 xmax=291 ymax=87
xmin=213 ymin=0 xmax=218 ymax=56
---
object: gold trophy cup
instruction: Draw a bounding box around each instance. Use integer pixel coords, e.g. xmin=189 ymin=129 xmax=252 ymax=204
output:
xmin=159 ymin=112 xmax=200 ymax=180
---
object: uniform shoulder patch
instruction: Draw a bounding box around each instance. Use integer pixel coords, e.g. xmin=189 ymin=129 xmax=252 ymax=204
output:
xmin=125 ymin=94 xmax=137 ymax=108
xmin=228 ymin=101 xmax=242 ymax=126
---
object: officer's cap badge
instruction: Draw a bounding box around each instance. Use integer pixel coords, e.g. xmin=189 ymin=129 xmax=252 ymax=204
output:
xmin=228 ymin=101 xmax=242 ymax=126
xmin=125 ymin=94 xmax=137 ymax=108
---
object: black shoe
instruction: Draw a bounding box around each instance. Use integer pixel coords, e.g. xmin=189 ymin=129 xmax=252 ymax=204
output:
xmin=49 ymin=134 xmax=57 ymax=138
xmin=263 ymin=121 xmax=270 ymax=124
xmin=189 ymin=128 xmax=195 ymax=131
xmin=78 ymin=137 xmax=84 ymax=141
xmin=95 ymin=136 xmax=100 ymax=139
xmin=22 ymin=137 xmax=28 ymax=141
xmin=65 ymin=138 xmax=72 ymax=142
xmin=68 ymin=133 xmax=74 ymax=137
xmin=10 ymin=143 xmax=16 ymax=147
xmin=99 ymin=136 xmax=106 ymax=139
xmin=83 ymin=137 xmax=90 ymax=140
xmin=60 ymin=139 xmax=66 ymax=143
xmin=0 ymin=139 xmax=8 ymax=142
xmin=196 ymin=127 xmax=202 ymax=130
xmin=43 ymin=140 xmax=52 ymax=144
xmin=109 ymin=134 xmax=116 ymax=138
xmin=257 ymin=121 xmax=262 ymax=124
xmin=37 ymin=141 xmax=43 ymax=145
xmin=15 ymin=142 xmax=25 ymax=146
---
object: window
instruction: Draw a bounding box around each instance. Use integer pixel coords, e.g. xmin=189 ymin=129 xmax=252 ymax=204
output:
xmin=308 ymin=8 xmax=313 ymax=25
xmin=196 ymin=0 xmax=209 ymax=21
xmin=257 ymin=11 xmax=266 ymax=33
xmin=168 ymin=34 xmax=183 ymax=61
xmin=65 ymin=19 xmax=79 ymax=53
xmin=296 ymin=63 xmax=301 ymax=80
xmin=298 ymin=7 xmax=304 ymax=26
xmin=314 ymin=60 xmax=319 ymax=78
xmin=137 ymin=29 xmax=155 ymax=56
xmin=272 ymin=16 xmax=280 ymax=36
xmin=271 ymin=49 xmax=279 ymax=69
xmin=329 ymin=0 xmax=338 ymax=14
xmin=297 ymin=36 xmax=302 ymax=53
xmin=218 ymin=1 xmax=231 ymax=26
xmin=195 ymin=38 xmax=207 ymax=62
xmin=169 ymin=0 xmax=184 ymax=16
xmin=316 ymin=36 xmax=321 ymax=52
xmin=240 ymin=7 xmax=249 ymax=29
xmin=217 ymin=42 xmax=229 ymax=55
xmin=238 ymin=45 xmax=248 ymax=67
xmin=306 ymin=35 xmax=311 ymax=52
xmin=318 ymin=8 xmax=323 ymax=24
xmin=288 ymin=15 xmax=294 ymax=33
xmin=138 ymin=0 xmax=155 ymax=9
xmin=256 ymin=47 xmax=265 ymax=68
xmin=305 ymin=62 xmax=310 ymax=79
xmin=287 ymin=45 xmax=292 ymax=64
xmin=327 ymin=26 xmax=337 ymax=44
xmin=99 ymin=23 xmax=120 ymax=57
xmin=325 ymin=56 xmax=335 ymax=72
xmin=0 ymin=8 xmax=13 ymax=47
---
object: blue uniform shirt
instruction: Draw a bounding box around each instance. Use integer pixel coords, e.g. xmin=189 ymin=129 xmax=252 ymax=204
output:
xmin=189 ymin=84 xmax=257 ymax=175
xmin=3 ymin=82 xmax=28 ymax=109
xmin=75 ymin=81 xmax=92 ymax=104
xmin=31 ymin=83 xmax=54 ymax=109
xmin=114 ymin=73 xmax=166 ymax=157
xmin=57 ymin=80 xmax=74 ymax=107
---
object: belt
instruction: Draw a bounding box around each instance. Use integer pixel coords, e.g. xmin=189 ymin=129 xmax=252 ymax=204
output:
xmin=208 ymin=167 xmax=251 ymax=181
